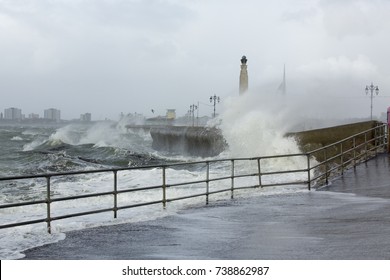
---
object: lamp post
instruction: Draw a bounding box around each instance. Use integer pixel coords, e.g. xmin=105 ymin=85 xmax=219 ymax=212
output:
xmin=209 ymin=95 xmax=220 ymax=118
xmin=189 ymin=104 xmax=198 ymax=126
xmin=365 ymin=82 xmax=379 ymax=120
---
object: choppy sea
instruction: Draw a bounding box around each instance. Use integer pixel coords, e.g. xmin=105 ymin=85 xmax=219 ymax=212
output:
xmin=0 ymin=118 xmax=309 ymax=259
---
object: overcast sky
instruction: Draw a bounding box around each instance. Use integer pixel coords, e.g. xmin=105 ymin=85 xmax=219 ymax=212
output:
xmin=1 ymin=0 xmax=389 ymax=120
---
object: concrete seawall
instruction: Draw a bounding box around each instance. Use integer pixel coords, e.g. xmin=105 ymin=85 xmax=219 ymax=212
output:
xmin=150 ymin=126 xmax=226 ymax=157
xmin=288 ymin=121 xmax=382 ymax=162
xmin=147 ymin=121 xmax=382 ymax=158
xmin=287 ymin=121 xmax=380 ymax=151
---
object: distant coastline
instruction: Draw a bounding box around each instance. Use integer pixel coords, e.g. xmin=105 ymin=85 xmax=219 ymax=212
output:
xmin=0 ymin=118 xmax=104 ymax=127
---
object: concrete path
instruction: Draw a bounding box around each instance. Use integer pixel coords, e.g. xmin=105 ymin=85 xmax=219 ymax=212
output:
xmin=23 ymin=154 xmax=390 ymax=260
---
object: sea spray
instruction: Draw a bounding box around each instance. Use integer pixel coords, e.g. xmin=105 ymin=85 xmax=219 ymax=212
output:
xmin=217 ymin=92 xmax=317 ymax=177
xmin=46 ymin=121 xmax=152 ymax=151
xmin=219 ymin=93 xmax=301 ymax=158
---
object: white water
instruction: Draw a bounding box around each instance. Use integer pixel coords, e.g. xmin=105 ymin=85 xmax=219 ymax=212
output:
xmin=217 ymin=92 xmax=315 ymax=173
xmin=0 ymin=165 xmax=310 ymax=260
xmin=22 ymin=120 xmax=152 ymax=153
xmin=219 ymin=92 xmax=301 ymax=156
xmin=0 ymin=94 xmax=316 ymax=259
xmin=47 ymin=121 xmax=132 ymax=148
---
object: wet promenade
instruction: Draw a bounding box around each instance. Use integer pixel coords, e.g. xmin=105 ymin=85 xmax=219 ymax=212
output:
xmin=23 ymin=154 xmax=390 ymax=260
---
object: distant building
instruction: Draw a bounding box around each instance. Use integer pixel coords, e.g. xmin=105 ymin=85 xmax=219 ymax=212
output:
xmin=144 ymin=109 xmax=176 ymax=126
xmin=44 ymin=108 xmax=61 ymax=121
xmin=80 ymin=113 xmax=92 ymax=122
xmin=4 ymin=107 xmax=22 ymax=120
xmin=166 ymin=109 xmax=176 ymax=120
xmin=28 ymin=113 xmax=40 ymax=119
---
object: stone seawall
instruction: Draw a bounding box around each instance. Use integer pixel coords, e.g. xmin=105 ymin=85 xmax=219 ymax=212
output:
xmin=288 ymin=121 xmax=380 ymax=151
xmin=150 ymin=126 xmax=226 ymax=157
xmin=287 ymin=120 xmax=382 ymax=162
xmin=148 ymin=121 xmax=382 ymax=158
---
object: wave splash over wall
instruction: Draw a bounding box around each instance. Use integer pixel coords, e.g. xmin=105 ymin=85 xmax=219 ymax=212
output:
xmin=219 ymin=93 xmax=301 ymax=158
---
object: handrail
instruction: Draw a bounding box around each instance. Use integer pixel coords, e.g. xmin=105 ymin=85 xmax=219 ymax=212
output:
xmin=308 ymin=126 xmax=376 ymax=154
xmin=306 ymin=123 xmax=387 ymax=186
xmin=0 ymin=123 xmax=387 ymax=233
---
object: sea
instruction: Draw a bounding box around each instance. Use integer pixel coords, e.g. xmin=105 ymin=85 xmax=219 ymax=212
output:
xmin=0 ymin=109 xmax=311 ymax=260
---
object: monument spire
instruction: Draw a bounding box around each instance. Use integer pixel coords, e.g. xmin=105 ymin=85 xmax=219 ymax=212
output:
xmin=239 ymin=55 xmax=248 ymax=95
xmin=278 ymin=64 xmax=286 ymax=95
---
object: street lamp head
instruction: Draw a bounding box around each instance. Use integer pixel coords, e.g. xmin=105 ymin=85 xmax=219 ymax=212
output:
xmin=375 ymin=86 xmax=379 ymax=95
xmin=210 ymin=96 xmax=212 ymax=103
xmin=365 ymin=85 xmax=369 ymax=95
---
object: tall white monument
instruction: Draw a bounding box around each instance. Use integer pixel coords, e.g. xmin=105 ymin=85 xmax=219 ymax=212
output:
xmin=239 ymin=56 xmax=248 ymax=95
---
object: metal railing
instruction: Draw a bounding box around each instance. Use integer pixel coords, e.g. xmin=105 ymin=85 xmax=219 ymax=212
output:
xmin=307 ymin=122 xmax=388 ymax=186
xmin=0 ymin=123 xmax=387 ymax=233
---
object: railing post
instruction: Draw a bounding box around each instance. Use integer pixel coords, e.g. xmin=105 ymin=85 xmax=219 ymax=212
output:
xmin=340 ymin=142 xmax=344 ymax=175
xmin=113 ymin=170 xmax=118 ymax=219
xmin=365 ymin=132 xmax=368 ymax=162
xmin=324 ymin=149 xmax=329 ymax=185
xmin=377 ymin=124 xmax=383 ymax=152
xmin=206 ymin=162 xmax=210 ymax=205
xmin=378 ymin=124 xmax=385 ymax=153
xmin=374 ymin=125 xmax=378 ymax=156
xmin=231 ymin=160 xmax=234 ymax=199
xmin=353 ymin=137 xmax=357 ymax=169
xmin=307 ymin=154 xmax=311 ymax=191
xmin=388 ymin=123 xmax=390 ymax=153
xmin=46 ymin=176 xmax=52 ymax=234
xmin=257 ymin=158 xmax=262 ymax=188
xmin=162 ymin=166 xmax=167 ymax=209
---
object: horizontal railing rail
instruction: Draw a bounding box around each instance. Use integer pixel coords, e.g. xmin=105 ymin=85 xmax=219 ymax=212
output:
xmin=0 ymin=123 xmax=387 ymax=233
xmin=306 ymin=123 xmax=387 ymax=185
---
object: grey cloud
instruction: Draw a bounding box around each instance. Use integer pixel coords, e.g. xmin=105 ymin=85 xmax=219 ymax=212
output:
xmin=320 ymin=0 xmax=389 ymax=39
xmin=1 ymin=0 xmax=389 ymax=120
xmin=281 ymin=6 xmax=319 ymax=23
